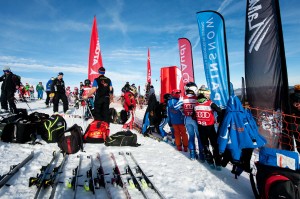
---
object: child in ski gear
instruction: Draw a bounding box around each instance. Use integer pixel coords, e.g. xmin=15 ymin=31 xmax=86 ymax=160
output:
xmin=194 ymin=89 xmax=223 ymax=168
xmin=0 ymin=66 xmax=20 ymax=113
xmin=50 ymin=72 xmax=69 ymax=113
xmin=81 ymin=79 xmax=94 ymax=119
xmin=45 ymin=77 xmax=54 ymax=107
xmin=167 ymin=89 xmax=188 ymax=152
xmin=175 ymin=82 xmax=204 ymax=161
xmin=65 ymin=86 xmax=72 ymax=103
xmin=36 ymin=82 xmax=44 ymax=100
xmin=29 ymin=85 xmax=35 ymax=100
xmin=121 ymin=82 xmax=130 ymax=93
xmin=158 ymin=93 xmax=174 ymax=142
xmin=123 ymin=86 xmax=137 ymax=130
xmin=82 ymin=67 xmax=113 ymax=124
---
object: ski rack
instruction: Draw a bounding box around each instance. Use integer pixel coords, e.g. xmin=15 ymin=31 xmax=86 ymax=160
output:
xmin=85 ymin=155 xmax=96 ymax=198
xmin=0 ymin=151 xmax=34 ymax=189
xmin=127 ymin=152 xmax=166 ymax=199
xmin=96 ymin=153 xmax=112 ymax=199
xmin=110 ymin=152 xmax=131 ymax=199
xmin=29 ymin=151 xmax=60 ymax=199
xmin=48 ymin=153 xmax=68 ymax=199
xmin=120 ymin=151 xmax=150 ymax=199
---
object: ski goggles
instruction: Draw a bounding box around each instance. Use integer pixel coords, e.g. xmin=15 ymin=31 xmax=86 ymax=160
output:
xmin=3 ymin=70 xmax=10 ymax=73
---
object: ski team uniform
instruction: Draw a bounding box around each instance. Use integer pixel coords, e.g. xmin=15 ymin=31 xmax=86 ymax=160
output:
xmin=123 ymin=91 xmax=136 ymax=130
xmin=194 ymin=99 xmax=222 ymax=166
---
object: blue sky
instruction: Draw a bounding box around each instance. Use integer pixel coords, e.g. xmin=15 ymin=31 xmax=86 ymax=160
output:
xmin=0 ymin=0 xmax=299 ymax=96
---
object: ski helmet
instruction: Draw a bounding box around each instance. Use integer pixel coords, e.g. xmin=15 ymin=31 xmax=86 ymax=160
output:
xmin=163 ymin=93 xmax=172 ymax=102
xmin=171 ymin=89 xmax=181 ymax=98
xmin=198 ymin=89 xmax=211 ymax=99
xmin=129 ymin=85 xmax=137 ymax=95
xmin=84 ymin=79 xmax=91 ymax=86
xmin=184 ymin=82 xmax=198 ymax=95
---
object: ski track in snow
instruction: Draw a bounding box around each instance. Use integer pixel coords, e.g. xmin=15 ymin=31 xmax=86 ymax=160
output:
xmin=0 ymin=99 xmax=254 ymax=199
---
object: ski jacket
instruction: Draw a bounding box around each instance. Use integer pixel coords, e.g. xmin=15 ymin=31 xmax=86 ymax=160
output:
xmin=82 ymin=85 xmax=94 ymax=98
xmin=167 ymin=97 xmax=184 ymax=125
xmin=175 ymin=94 xmax=198 ymax=116
xmin=51 ymin=78 xmax=66 ymax=94
xmin=36 ymin=84 xmax=44 ymax=91
xmin=194 ymin=99 xmax=215 ymax=126
xmin=46 ymin=79 xmax=53 ymax=92
xmin=123 ymin=91 xmax=136 ymax=112
xmin=93 ymin=75 xmax=112 ymax=99
xmin=0 ymin=72 xmax=20 ymax=92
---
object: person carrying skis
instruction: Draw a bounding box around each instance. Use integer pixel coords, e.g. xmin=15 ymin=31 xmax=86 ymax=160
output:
xmin=194 ymin=89 xmax=223 ymax=169
xmin=122 ymin=86 xmax=137 ymax=130
xmin=45 ymin=77 xmax=54 ymax=107
xmin=36 ymin=82 xmax=44 ymax=100
xmin=175 ymin=82 xmax=205 ymax=161
xmin=167 ymin=89 xmax=188 ymax=152
xmin=50 ymin=72 xmax=69 ymax=114
xmin=0 ymin=66 xmax=20 ymax=113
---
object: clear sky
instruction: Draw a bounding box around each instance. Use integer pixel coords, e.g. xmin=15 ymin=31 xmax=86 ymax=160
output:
xmin=0 ymin=0 xmax=299 ymax=96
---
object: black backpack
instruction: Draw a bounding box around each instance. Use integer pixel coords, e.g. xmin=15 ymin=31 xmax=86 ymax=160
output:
xmin=250 ymin=162 xmax=300 ymax=199
xmin=57 ymin=124 xmax=84 ymax=154
xmin=119 ymin=110 xmax=128 ymax=124
xmin=41 ymin=114 xmax=66 ymax=143
xmin=1 ymin=119 xmax=36 ymax=143
xmin=109 ymin=108 xmax=118 ymax=123
xmin=28 ymin=112 xmax=50 ymax=135
xmin=105 ymin=131 xmax=140 ymax=147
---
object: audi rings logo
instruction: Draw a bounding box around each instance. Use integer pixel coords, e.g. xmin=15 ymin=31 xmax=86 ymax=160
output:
xmin=197 ymin=112 xmax=211 ymax=118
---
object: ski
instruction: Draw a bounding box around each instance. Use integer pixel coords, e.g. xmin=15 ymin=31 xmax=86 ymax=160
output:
xmin=66 ymin=155 xmax=83 ymax=199
xmin=110 ymin=152 xmax=131 ymax=199
xmin=48 ymin=153 xmax=68 ymax=199
xmin=29 ymin=151 xmax=60 ymax=199
xmin=127 ymin=152 xmax=166 ymax=199
xmin=95 ymin=153 xmax=113 ymax=199
xmin=0 ymin=151 xmax=34 ymax=188
xmin=84 ymin=155 xmax=96 ymax=198
xmin=120 ymin=151 xmax=150 ymax=199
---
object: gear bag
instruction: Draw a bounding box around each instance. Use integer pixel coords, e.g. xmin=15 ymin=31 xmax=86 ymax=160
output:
xmin=104 ymin=130 xmax=140 ymax=147
xmin=57 ymin=124 xmax=83 ymax=154
xmin=28 ymin=112 xmax=50 ymax=135
xmin=250 ymin=162 xmax=300 ymax=199
xmin=83 ymin=120 xmax=109 ymax=143
xmin=0 ymin=119 xmax=36 ymax=143
xmin=41 ymin=114 xmax=66 ymax=143
xmin=109 ymin=108 xmax=118 ymax=123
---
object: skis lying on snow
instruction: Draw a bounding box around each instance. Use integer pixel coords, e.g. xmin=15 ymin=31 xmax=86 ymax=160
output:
xmin=66 ymin=155 xmax=83 ymax=199
xmin=29 ymin=151 xmax=60 ymax=199
xmin=83 ymin=155 xmax=96 ymax=198
xmin=0 ymin=151 xmax=34 ymax=189
xmin=127 ymin=152 xmax=166 ymax=199
xmin=120 ymin=151 xmax=150 ymax=199
xmin=95 ymin=153 xmax=113 ymax=199
xmin=110 ymin=152 xmax=132 ymax=199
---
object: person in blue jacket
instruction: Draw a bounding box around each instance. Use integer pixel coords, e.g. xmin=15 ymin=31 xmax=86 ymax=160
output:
xmin=45 ymin=77 xmax=54 ymax=107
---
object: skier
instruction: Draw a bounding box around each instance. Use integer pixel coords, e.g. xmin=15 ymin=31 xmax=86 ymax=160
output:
xmin=50 ymin=72 xmax=69 ymax=114
xmin=0 ymin=66 xmax=20 ymax=113
xmin=158 ymin=93 xmax=174 ymax=143
xmin=122 ymin=86 xmax=137 ymax=130
xmin=36 ymin=82 xmax=44 ymax=100
xmin=45 ymin=77 xmax=54 ymax=107
xmin=175 ymin=82 xmax=204 ymax=161
xmin=81 ymin=79 xmax=95 ymax=120
xmin=121 ymin=82 xmax=131 ymax=93
xmin=194 ymin=89 xmax=223 ymax=169
xmin=167 ymin=89 xmax=188 ymax=152
xmin=29 ymin=85 xmax=35 ymax=100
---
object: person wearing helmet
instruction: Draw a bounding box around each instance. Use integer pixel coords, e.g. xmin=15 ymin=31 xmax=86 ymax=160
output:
xmin=167 ymin=89 xmax=189 ymax=152
xmin=45 ymin=77 xmax=54 ymax=107
xmin=289 ymin=84 xmax=300 ymax=153
xmin=36 ymin=82 xmax=44 ymax=100
xmin=121 ymin=81 xmax=130 ymax=93
xmin=123 ymin=85 xmax=137 ymax=130
xmin=81 ymin=79 xmax=94 ymax=120
xmin=50 ymin=72 xmax=69 ymax=113
xmin=0 ymin=66 xmax=21 ymax=113
xmin=194 ymin=89 xmax=223 ymax=169
xmin=83 ymin=67 xmax=113 ymax=127
xmin=175 ymin=82 xmax=205 ymax=161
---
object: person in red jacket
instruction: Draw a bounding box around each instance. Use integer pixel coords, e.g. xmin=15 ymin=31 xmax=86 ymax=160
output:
xmin=123 ymin=86 xmax=137 ymax=130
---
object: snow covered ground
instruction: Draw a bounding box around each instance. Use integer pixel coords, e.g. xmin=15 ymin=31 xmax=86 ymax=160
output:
xmin=0 ymin=99 xmax=255 ymax=199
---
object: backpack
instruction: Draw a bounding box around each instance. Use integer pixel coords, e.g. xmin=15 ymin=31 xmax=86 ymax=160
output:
xmin=28 ymin=112 xmax=50 ymax=135
xmin=83 ymin=120 xmax=109 ymax=143
xmin=119 ymin=110 xmax=128 ymax=124
xmin=109 ymin=108 xmax=118 ymax=123
xmin=41 ymin=114 xmax=66 ymax=143
xmin=250 ymin=162 xmax=300 ymax=199
xmin=104 ymin=131 xmax=140 ymax=147
xmin=1 ymin=119 xmax=36 ymax=143
xmin=57 ymin=124 xmax=83 ymax=154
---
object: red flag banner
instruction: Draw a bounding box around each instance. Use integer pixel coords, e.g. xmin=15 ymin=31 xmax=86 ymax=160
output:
xmin=160 ymin=66 xmax=181 ymax=102
xmin=178 ymin=38 xmax=195 ymax=93
xmin=147 ymin=48 xmax=151 ymax=84
xmin=88 ymin=16 xmax=103 ymax=82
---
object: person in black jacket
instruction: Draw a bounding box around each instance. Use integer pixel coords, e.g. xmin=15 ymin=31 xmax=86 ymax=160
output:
xmin=0 ymin=66 xmax=20 ymax=113
xmin=50 ymin=72 xmax=69 ymax=113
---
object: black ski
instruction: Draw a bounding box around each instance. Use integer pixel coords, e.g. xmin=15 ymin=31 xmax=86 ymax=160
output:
xmin=84 ymin=155 xmax=96 ymax=198
xmin=95 ymin=153 xmax=112 ymax=199
xmin=0 ymin=151 xmax=34 ymax=188
xmin=29 ymin=151 xmax=60 ymax=199
xmin=68 ymin=154 xmax=83 ymax=199
xmin=48 ymin=153 xmax=68 ymax=199
xmin=127 ymin=152 xmax=166 ymax=199
xmin=120 ymin=151 xmax=150 ymax=199
xmin=110 ymin=152 xmax=131 ymax=199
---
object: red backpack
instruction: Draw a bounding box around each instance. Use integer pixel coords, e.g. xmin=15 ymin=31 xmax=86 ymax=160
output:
xmin=83 ymin=120 xmax=109 ymax=143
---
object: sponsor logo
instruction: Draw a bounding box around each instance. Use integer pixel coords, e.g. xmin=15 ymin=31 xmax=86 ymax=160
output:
xmin=90 ymin=69 xmax=99 ymax=75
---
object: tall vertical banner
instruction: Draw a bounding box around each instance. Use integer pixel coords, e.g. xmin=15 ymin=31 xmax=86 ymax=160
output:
xmin=245 ymin=0 xmax=289 ymax=148
xmin=88 ymin=16 xmax=103 ymax=83
xmin=178 ymin=38 xmax=195 ymax=93
xmin=196 ymin=11 xmax=230 ymax=109
xmin=147 ymin=48 xmax=151 ymax=84
xmin=160 ymin=66 xmax=181 ymax=102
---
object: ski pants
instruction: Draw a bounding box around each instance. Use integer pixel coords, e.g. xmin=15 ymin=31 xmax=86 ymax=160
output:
xmin=53 ymin=93 xmax=69 ymax=113
xmin=0 ymin=89 xmax=17 ymax=112
xmin=93 ymin=96 xmax=110 ymax=123
xmin=37 ymin=90 xmax=43 ymax=99
xmin=159 ymin=118 xmax=174 ymax=138
xmin=173 ymin=124 xmax=188 ymax=148
xmin=184 ymin=116 xmax=203 ymax=151
xmin=45 ymin=91 xmax=51 ymax=106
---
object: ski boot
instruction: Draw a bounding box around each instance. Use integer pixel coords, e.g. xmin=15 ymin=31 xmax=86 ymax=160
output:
xmin=177 ymin=146 xmax=182 ymax=151
xmin=183 ymin=146 xmax=188 ymax=152
xmin=190 ymin=150 xmax=198 ymax=161
xmin=198 ymin=150 xmax=206 ymax=163
xmin=162 ymin=136 xmax=168 ymax=143
xmin=204 ymin=147 xmax=215 ymax=169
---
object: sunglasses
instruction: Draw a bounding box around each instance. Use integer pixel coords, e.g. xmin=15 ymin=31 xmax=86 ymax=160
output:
xmin=3 ymin=70 xmax=10 ymax=73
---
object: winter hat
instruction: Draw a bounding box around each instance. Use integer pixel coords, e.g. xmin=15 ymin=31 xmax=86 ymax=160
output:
xmin=3 ymin=66 xmax=11 ymax=72
xmin=58 ymin=72 xmax=64 ymax=76
xmin=98 ymin=67 xmax=105 ymax=75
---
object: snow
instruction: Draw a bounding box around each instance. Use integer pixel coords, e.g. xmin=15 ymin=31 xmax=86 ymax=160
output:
xmin=0 ymin=99 xmax=255 ymax=199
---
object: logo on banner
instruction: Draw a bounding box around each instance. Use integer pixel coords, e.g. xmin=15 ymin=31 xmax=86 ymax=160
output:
xmin=90 ymin=69 xmax=99 ymax=75
xmin=247 ymin=1 xmax=272 ymax=53
xmin=93 ymin=40 xmax=100 ymax=65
